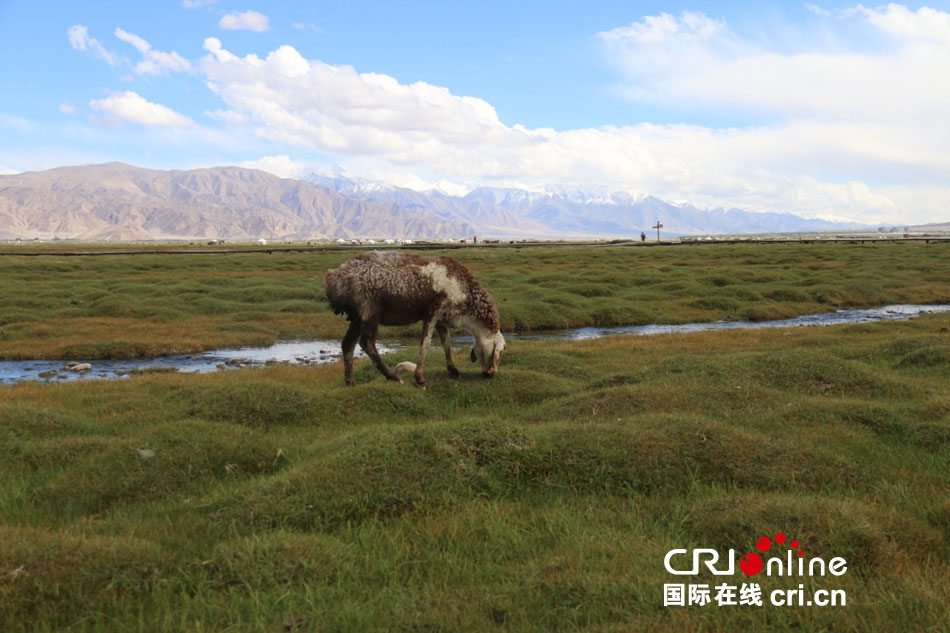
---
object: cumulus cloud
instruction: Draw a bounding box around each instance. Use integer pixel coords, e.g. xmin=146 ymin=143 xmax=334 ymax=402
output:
xmin=596 ymin=6 xmax=950 ymax=123
xmin=58 ymin=102 xmax=77 ymax=115
xmin=193 ymin=28 xmax=950 ymax=222
xmin=585 ymin=4 xmax=950 ymax=222
xmin=240 ymin=155 xmax=306 ymax=178
xmin=200 ymin=39 xmax=531 ymax=154
xmin=89 ymin=91 xmax=194 ymax=126
xmin=219 ymin=10 xmax=269 ymax=32
xmin=67 ymin=25 xmax=117 ymax=66
xmin=856 ymin=4 xmax=950 ymax=41
xmin=115 ymin=28 xmax=192 ymax=75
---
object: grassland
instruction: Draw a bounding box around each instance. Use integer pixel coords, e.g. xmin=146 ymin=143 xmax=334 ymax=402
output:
xmin=1 ymin=242 xmax=948 ymax=360
xmin=1 ymin=243 xmax=949 ymax=631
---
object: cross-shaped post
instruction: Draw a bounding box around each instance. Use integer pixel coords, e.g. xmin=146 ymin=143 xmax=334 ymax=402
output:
xmin=652 ymin=221 xmax=663 ymax=241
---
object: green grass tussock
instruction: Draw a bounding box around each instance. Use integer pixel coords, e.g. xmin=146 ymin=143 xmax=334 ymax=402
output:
xmin=680 ymin=493 xmax=945 ymax=570
xmin=0 ymin=526 xmax=166 ymax=629
xmin=35 ymin=420 xmax=282 ymax=515
xmin=53 ymin=341 xmax=160 ymax=360
xmin=167 ymin=380 xmax=318 ymax=428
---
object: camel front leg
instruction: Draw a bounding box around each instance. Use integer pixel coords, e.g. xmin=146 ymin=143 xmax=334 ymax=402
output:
xmin=413 ymin=318 xmax=437 ymax=388
xmin=435 ymin=323 xmax=459 ymax=378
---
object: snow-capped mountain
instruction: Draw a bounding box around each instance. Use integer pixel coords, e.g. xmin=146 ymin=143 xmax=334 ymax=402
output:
xmin=304 ymin=173 xmax=865 ymax=237
xmin=0 ymin=162 xmax=864 ymax=242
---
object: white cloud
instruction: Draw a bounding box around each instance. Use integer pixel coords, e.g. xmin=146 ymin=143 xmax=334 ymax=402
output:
xmin=115 ymin=28 xmax=191 ymax=75
xmin=598 ymin=11 xmax=726 ymax=45
xmin=60 ymin=5 xmax=903 ymax=224
xmin=205 ymin=109 xmax=248 ymax=124
xmin=804 ymin=4 xmax=832 ymax=18
xmin=596 ymin=7 xmax=950 ymax=123
xmin=0 ymin=165 xmax=19 ymax=175
xmin=183 ymin=0 xmax=217 ymax=8
xmin=194 ymin=36 xmax=948 ymax=222
xmin=89 ymin=91 xmax=194 ymax=126
xmin=874 ymin=184 xmax=950 ymax=225
xmin=219 ymin=10 xmax=270 ymax=32
xmin=857 ymin=4 xmax=950 ymax=42
xmin=114 ymin=28 xmax=150 ymax=55
xmin=240 ymin=155 xmax=306 ymax=178
xmin=58 ymin=103 xmax=77 ymax=115
xmin=67 ymin=25 xmax=117 ymax=66
xmin=201 ymin=40 xmax=525 ymax=154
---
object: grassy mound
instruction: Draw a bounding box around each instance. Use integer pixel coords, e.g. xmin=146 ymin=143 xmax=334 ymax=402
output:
xmin=1 ymin=308 xmax=949 ymax=630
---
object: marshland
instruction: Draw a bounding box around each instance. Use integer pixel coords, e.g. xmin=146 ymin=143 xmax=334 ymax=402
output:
xmin=1 ymin=242 xmax=949 ymax=631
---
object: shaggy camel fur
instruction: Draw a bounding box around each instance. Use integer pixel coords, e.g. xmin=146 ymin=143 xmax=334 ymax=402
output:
xmin=325 ymin=251 xmax=506 ymax=387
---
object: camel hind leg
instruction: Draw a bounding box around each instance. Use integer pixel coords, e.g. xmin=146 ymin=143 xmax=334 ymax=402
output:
xmin=359 ymin=318 xmax=402 ymax=383
xmin=341 ymin=320 xmax=361 ymax=386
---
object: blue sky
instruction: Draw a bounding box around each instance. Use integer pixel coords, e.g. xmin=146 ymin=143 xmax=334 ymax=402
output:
xmin=1 ymin=1 xmax=949 ymax=224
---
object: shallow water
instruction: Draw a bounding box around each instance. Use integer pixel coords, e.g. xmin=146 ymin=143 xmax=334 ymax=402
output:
xmin=515 ymin=303 xmax=950 ymax=340
xmin=0 ymin=341 xmax=397 ymax=385
xmin=1 ymin=304 xmax=947 ymax=385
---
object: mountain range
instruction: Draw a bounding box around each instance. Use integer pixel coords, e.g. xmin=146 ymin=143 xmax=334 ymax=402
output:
xmin=0 ymin=162 xmax=863 ymax=241
xmin=310 ymin=174 xmax=865 ymax=237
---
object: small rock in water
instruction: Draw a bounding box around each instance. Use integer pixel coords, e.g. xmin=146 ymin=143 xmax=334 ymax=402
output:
xmin=224 ymin=357 xmax=246 ymax=366
xmin=38 ymin=369 xmax=57 ymax=378
xmin=57 ymin=374 xmax=68 ymax=379
xmin=70 ymin=363 xmax=92 ymax=372
xmin=137 ymin=448 xmax=155 ymax=460
xmin=115 ymin=369 xmax=127 ymax=376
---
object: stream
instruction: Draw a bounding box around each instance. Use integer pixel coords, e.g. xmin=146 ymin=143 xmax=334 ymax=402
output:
xmin=2 ymin=304 xmax=948 ymax=385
